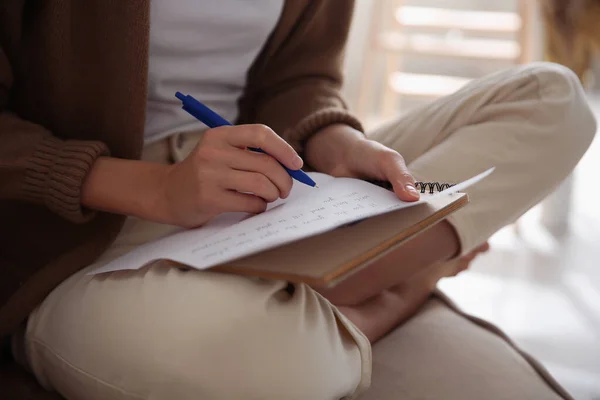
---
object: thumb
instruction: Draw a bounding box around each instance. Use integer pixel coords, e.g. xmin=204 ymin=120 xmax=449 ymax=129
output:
xmin=382 ymin=152 xmax=420 ymax=201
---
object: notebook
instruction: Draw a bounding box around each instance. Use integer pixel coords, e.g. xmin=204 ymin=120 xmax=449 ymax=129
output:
xmin=89 ymin=168 xmax=494 ymax=287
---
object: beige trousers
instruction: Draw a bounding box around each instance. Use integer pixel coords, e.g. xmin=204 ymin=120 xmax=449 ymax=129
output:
xmin=15 ymin=62 xmax=596 ymax=400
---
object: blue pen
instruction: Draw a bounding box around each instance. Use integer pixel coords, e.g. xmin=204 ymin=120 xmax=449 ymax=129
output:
xmin=175 ymin=92 xmax=318 ymax=188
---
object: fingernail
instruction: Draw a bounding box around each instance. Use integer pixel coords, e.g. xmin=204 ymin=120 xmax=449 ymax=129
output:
xmin=293 ymin=155 xmax=303 ymax=169
xmin=405 ymin=184 xmax=419 ymax=197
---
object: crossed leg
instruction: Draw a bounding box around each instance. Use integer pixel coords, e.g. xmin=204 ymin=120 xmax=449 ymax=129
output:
xmin=319 ymin=62 xmax=597 ymax=342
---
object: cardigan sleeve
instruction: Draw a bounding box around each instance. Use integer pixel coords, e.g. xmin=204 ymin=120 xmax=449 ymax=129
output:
xmin=0 ymin=3 xmax=109 ymax=223
xmin=238 ymin=0 xmax=365 ymax=157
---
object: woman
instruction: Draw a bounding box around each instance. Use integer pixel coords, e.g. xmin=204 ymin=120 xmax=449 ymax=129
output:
xmin=0 ymin=1 xmax=596 ymax=399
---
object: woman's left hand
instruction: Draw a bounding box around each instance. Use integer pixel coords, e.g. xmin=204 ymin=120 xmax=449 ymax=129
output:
xmin=305 ymin=124 xmax=421 ymax=202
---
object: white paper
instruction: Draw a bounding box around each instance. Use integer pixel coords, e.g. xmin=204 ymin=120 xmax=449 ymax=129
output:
xmin=89 ymin=168 xmax=494 ymax=275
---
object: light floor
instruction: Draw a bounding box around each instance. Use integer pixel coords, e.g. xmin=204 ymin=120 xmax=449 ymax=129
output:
xmin=438 ymin=96 xmax=600 ymax=400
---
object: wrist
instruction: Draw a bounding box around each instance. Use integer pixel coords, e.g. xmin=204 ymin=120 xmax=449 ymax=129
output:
xmin=305 ymin=124 xmax=366 ymax=175
xmin=81 ymin=157 xmax=172 ymax=221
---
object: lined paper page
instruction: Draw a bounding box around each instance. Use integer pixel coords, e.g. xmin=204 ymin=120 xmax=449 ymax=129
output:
xmin=90 ymin=168 xmax=493 ymax=275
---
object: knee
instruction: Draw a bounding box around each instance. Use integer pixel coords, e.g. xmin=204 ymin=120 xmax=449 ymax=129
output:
xmin=524 ymin=62 xmax=597 ymax=156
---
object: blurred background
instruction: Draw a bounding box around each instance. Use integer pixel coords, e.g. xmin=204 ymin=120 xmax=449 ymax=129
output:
xmin=341 ymin=1 xmax=600 ymax=399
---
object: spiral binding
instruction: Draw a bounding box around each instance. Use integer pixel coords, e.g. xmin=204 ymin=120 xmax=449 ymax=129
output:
xmin=368 ymin=179 xmax=455 ymax=194
xmin=415 ymin=181 xmax=455 ymax=194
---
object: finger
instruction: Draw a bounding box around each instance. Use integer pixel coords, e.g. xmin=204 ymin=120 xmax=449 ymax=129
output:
xmin=216 ymin=191 xmax=267 ymax=214
xmin=224 ymin=124 xmax=303 ymax=171
xmin=461 ymin=252 xmax=477 ymax=263
xmin=221 ymin=170 xmax=281 ymax=203
xmin=380 ymin=152 xmax=420 ymax=201
xmin=225 ymin=148 xmax=293 ymax=199
xmin=470 ymin=242 xmax=490 ymax=256
xmin=457 ymin=260 xmax=470 ymax=273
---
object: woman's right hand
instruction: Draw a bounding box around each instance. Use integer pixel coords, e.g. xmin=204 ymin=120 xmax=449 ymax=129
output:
xmin=158 ymin=124 xmax=303 ymax=227
xmin=82 ymin=124 xmax=303 ymax=228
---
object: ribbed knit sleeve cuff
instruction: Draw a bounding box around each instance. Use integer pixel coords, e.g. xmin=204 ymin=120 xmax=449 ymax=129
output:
xmin=284 ymin=108 xmax=365 ymax=155
xmin=22 ymin=136 xmax=110 ymax=223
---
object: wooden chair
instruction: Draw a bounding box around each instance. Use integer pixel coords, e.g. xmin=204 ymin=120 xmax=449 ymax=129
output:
xmin=355 ymin=0 xmax=535 ymax=129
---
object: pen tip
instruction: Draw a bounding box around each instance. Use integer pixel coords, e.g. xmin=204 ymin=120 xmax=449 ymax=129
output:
xmin=314 ymin=185 xmax=319 ymax=188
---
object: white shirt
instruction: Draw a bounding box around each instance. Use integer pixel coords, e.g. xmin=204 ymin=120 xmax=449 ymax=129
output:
xmin=144 ymin=0 xmax=285 ymax=143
